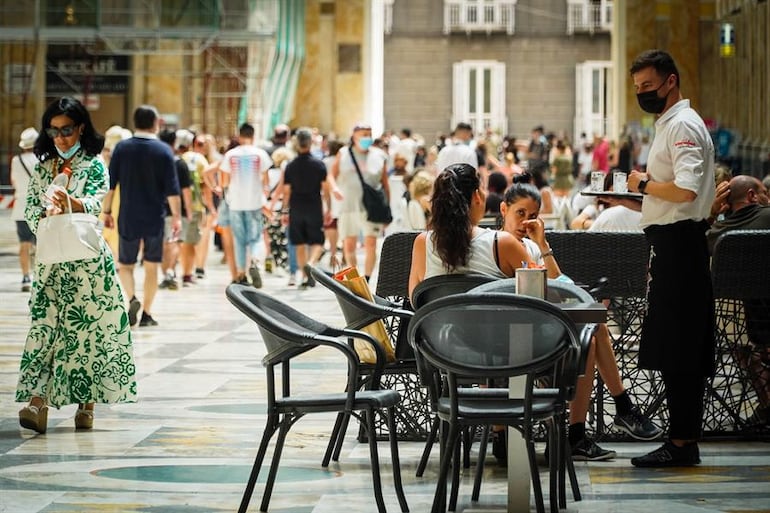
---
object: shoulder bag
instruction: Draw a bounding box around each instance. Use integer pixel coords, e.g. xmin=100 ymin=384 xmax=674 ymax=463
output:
xmin=349 ymin=149 xmax=393 ymax=224
xmin=36 ymin=194 xmax=102 ymax=265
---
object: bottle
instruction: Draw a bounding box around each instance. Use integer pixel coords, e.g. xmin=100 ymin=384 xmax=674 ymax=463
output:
xmin=42 ymin=172 xmax=69 ymax=211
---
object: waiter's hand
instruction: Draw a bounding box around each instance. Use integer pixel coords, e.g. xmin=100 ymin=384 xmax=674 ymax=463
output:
xmin=628 ymin=170 xmax=649 ymax=193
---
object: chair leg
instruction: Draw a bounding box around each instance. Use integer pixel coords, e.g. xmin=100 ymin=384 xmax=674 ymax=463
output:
xmin=364 ymin=408 xmax=388 ymax=513
xmin=462 ymin=426 xmax=472 ymax=469
xmin=448 ymin=430 xmax=462 ymax=511
xmin=323 ymin=412 xmax=347 ymax=466
xmin=260 ymin=417 xmax=292 ymax=512
xmin=238 ymin=416 xmax=280 ymax=513
xmin=566 ymin=439 xmax=582 ymax=502
xmin=386 ymin=406 xmax=410 ymax=512
xmin=332 ymin=411 xmax=353 ymax=462
xmin=526 ymin=437 xmax=546 ymax=513
xmin=417 ymin=416 xmax=440 ymax=477
xmin=433 ymin=422 xmax=458 ymax=513
xmin=548 ymin=422 xmax=560 ymax=513
xmin=471 ymin=425 xmax=490 ymax=502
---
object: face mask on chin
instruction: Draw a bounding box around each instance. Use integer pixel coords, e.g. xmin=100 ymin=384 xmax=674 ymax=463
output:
xmin=56 ymin=141 xmax=81 ymax=160
xmin=636 ymin=76 xmax=672 ymax=114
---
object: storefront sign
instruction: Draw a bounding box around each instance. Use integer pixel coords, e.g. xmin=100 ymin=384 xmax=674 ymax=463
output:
xmin=46 ymin=48 xmax=129 ymax=94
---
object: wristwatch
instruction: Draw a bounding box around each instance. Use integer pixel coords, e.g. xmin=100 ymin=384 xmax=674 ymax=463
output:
xmin=638 ymin=179 xmax=649 ymax=195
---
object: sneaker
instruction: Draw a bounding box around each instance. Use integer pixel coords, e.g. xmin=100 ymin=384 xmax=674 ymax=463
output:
xmin=613 ymin=407 xmax=663 ymax=441
xmin=21 ymin=275 xmax=31 ymax=292
xmin=571 ymin=437 xmax=616 ymax=461
xmin=249 ymin=262 xmax=262 ymax=289
xmin=128 ymin=297 xmax=141 ymax=327
xmin=159 ymin=277 xmax=179 ymax=290
xmin=264 ymin=258 xmax=274 ymax=274
xmin=139 ymin=312 xmax=158 ymax=327
xmin=288 ymin=274 xmax=297 ymax=287
xmin=182 ymin=275 xmax=195 ymax=287
xmin=631 ymin=441 xmax=700 ymax=468
xmin=195 ymin=267 xmax=205 ymax=279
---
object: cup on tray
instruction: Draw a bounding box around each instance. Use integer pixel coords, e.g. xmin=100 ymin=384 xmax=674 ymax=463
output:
xmin=613 ymin=171 xmax=628 ymax=193
xmin=590 ymin=171 xmax=605 ymax=192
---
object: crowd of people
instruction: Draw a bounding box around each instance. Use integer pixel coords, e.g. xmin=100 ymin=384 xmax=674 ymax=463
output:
xmin=9 ymin=48 xmax=769 ymax=465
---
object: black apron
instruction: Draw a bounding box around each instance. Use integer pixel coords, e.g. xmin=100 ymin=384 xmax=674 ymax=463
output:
xmin=641 ymin=219 xmax=715 ymax=376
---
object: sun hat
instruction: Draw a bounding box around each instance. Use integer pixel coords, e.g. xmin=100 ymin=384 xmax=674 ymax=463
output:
xmin=19 ymin=127 xmax=38 ymax=149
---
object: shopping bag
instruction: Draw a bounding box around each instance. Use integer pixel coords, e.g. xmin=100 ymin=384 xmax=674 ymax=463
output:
xmin=36 ymin=196 xmax=102 ymax=266
xmin=334 ymin=267 xmax=396 ymax=364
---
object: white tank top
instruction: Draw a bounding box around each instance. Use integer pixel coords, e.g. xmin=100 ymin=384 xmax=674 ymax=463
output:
xmin=424 ymin=227 xmax=507 ymax=279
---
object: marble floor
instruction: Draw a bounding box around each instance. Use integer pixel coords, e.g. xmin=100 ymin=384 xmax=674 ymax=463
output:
xmin=1 ymin=210 xmax=769 ymax=513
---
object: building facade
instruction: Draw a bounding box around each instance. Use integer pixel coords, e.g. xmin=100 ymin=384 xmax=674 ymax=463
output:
xmin=381 ymin=0 xmax=613 ymax=141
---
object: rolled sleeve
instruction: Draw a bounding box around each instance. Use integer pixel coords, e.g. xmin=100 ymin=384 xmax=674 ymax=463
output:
xmin=670 ymin=122 xmax=707 ymax=194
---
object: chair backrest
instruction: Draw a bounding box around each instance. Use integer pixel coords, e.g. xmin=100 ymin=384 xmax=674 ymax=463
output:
xmin=467 ymin=277 xmax=596 ymax=303
xmin=411 ymin=273 xmax=496 ymax=309
xmin=408 ymin=293 xmax=579 ymax=379
xmin=225 ymin=284 xmax=336 ymax=364
xmin=310 ymin=265 xmax=385 ymax=330
xmin=375 ymin=231 xmax=421 ymax=299
xmin=711 ymin=229 xmax=770 ymax=300
xmin=545 ymin=230 xmax=649 ymax=299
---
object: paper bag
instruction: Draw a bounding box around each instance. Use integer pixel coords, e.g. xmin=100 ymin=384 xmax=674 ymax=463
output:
xmin=334 ymin=267 xmax=396 ymax=364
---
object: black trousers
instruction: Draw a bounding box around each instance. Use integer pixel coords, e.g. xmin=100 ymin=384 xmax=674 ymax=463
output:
xmin=662 ymin=371 xmax=706 ymax=440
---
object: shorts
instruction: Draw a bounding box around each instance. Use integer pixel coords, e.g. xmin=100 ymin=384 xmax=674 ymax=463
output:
xmin=288 ymin=212 xmax=325 ymax=245
xmin=323 ymin=217 xmax=338 ymax=230
xmin=217 ymin=200 xmax=231 ymax=228
xmin=338 ymin=211 xmax=384 ymax=239
xmin=119 ymin=234 xmax=164 ymax=264
xmin=181 ymin=211 xmax=203 ymax=244
xmin=16 ymin=220 xmax=35 ymax=243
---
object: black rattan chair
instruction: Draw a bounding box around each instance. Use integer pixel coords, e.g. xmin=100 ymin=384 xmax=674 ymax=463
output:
xmin=408 ymin=292 xmax=582 ymax=513
xmin=225 ymin=284 xmax=409 ymax=513
xmin=410 ymin=273 xmax=498 ymax=479
xmin=309 ymin=264 xmax=421 ymax=461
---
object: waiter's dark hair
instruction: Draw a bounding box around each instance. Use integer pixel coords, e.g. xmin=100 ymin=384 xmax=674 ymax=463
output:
xmin=630 ymin=49 xmax=680 ymax=87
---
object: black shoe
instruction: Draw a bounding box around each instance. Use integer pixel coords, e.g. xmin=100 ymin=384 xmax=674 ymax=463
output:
xmin=195 ymin=267 xmax=205 ymax=279
xmin=492 ymin=430 xmax=507 ymax=465
xmin=128 ymin=297 xmax=141 ymax=327
xmin=302 ymin=264 xmax=316 ymax=287
xmin=232 ymin=275 xmax=249 ymax=286
xmin=631 ymin=441 xmax=700 ymax=468
xmin=571 ymin=437 xmax=616 ymax=461
xmin=139 ymin=312 xmax=158 ymax=327
xmin=613 ymin=406 xmax=663 ymax=441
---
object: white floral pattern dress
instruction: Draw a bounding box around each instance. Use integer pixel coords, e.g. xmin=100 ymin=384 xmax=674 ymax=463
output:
xmin=16 ymin=151 xmax=137 ymax=408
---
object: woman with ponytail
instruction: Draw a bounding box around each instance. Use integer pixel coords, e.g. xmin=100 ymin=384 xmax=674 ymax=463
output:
xmin=407 ymin=163 xmax=532 ymax=300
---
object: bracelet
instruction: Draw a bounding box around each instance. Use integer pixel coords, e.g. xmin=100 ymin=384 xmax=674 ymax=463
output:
xmin=281 ymin=209 xmax=289 ymax=215
xmin=103 ymin=211 xmax=112 ymax=215
xmin=541 ymin=250 xmax=554 ymax=259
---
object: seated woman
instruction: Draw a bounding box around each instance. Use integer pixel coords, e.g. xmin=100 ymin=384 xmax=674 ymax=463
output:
xmin=407 ymin=163 xmax=532 ymax=297
xmin=500 ymin=179 xmax=662 ymax=460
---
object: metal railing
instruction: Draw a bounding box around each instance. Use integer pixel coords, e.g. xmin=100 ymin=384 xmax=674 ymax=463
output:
xmin=443 ymin=0 xmax=517 ymax=35
xmin=567 ymin=0 xmax=612 ymax=35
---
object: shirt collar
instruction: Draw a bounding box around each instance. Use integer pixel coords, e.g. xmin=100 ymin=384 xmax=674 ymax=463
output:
xmin=655 ymin=99 xmax=690 ymax=127
xmin=134 ymin=130 xmax=157 ymax=139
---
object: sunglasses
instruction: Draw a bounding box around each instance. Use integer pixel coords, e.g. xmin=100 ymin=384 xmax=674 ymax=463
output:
xmin=45 ymin=124 xmax=78 ymax=138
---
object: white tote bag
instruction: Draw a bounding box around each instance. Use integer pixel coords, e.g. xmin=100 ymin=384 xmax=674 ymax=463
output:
xmin=36 ymin=196 xmax=102 ymax=265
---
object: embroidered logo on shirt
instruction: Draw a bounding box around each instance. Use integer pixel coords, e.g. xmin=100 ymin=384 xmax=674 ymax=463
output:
xmin=674 ymin=139 xmax=698 ymax=148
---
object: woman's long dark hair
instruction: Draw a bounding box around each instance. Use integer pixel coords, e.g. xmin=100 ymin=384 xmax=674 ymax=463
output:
xmin=34 ymin=96 xmax=105 ymax=162
xmin=429 ymin=163 xmax=479 ymax=271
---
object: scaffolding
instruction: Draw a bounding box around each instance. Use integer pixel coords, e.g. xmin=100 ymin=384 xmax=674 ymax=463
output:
xmin=0 ymin=0 xmax=278 ymax=182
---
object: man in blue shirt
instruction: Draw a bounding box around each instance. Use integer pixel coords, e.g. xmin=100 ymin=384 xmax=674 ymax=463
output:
xmin=103 ymin=105 xmax=181 ymax=327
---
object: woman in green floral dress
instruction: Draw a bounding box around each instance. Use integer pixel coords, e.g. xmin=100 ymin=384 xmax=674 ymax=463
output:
xmin=17 ymin=97 xmax=137 ymax=434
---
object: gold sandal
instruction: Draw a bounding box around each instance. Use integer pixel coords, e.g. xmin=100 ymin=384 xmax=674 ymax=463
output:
xmin=75 ymin=408 xmax=94 ymax=430
xmin=19 ymin=404 xmax=49 ymax=434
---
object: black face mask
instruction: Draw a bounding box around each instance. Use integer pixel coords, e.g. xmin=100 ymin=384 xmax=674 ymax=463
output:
xmin=636 ymin=77 xmax=671 ymax=114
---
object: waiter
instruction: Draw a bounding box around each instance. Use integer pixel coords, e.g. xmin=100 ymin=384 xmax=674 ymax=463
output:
xmin=625 ymin=49 xmax=716 ymax=467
